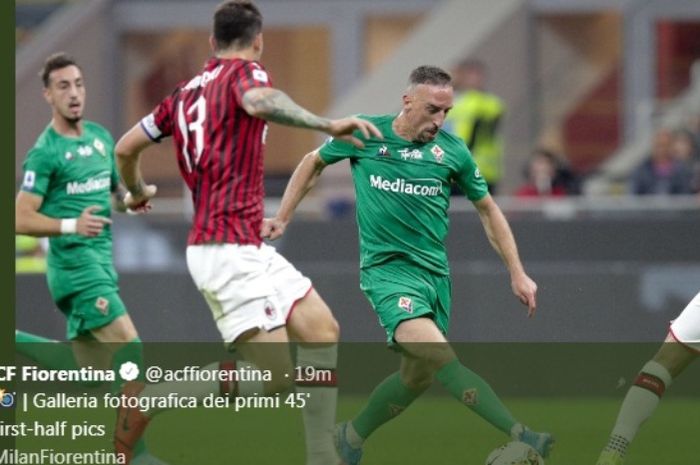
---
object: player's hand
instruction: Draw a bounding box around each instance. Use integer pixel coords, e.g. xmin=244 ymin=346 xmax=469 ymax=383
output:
xmin=511 ymin=271 xmax=537 ymax=317
xmin=327 ymin=117 xmax=383 ymax=148
xmin=261 ymin=217 xmax=288 ymax=241
xmin=124 ymin=184 xmax=157 ymax=212
xmin=77 ymin=205 xmax=112 ymax=237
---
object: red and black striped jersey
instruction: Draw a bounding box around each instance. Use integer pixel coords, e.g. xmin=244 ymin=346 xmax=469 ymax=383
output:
xmin=140 ymin=57 xmax=272 ymax=246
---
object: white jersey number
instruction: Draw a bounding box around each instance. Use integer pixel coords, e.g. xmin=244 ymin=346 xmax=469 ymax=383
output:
xmin=177 ymin=96 xmax=207 ymax=172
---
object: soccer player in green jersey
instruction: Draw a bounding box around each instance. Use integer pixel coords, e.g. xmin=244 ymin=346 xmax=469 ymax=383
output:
xmin=15 ymin=53 xmax=162 ymax=465
xmin=263 ymin=65 xmax=554 ymax=464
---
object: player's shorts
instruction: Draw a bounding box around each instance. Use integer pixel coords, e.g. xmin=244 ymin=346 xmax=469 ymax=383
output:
xmin=186 ymin=243 xmax=312 ymax=345
xmin=669 ymin=291 xmax=700 ymax=352
xmin=46 ymin=263 xmax=127 ymax=340
xmin=360 ymin=258 xmax=451 ymax=346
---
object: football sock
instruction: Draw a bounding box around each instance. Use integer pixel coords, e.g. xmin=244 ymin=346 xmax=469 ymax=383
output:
xmin=15 ymin=330 xmax=81 ymax=371
xmin=112 ymin=338 xmax=148 ymax=457
xmin=15 ymin=330 xmax=104 ymax=387
xmin=605 ymin=360 xmax=672 ymax=455
xmin=351 ymin=371 xmax=423 ymax=442
xmin=296 ymin=344 xmax=338 ymax=465
xmin=435 ymin=359 xmax=517 ymax=435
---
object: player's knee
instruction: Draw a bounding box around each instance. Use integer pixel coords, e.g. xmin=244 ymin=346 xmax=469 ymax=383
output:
xmin=400 ymin=370 xmax=433 ymax=392
xmin=317 ymin=316 xmax=340 ymax=343
xmin=294 ymin=311 xmax=340 ymax=344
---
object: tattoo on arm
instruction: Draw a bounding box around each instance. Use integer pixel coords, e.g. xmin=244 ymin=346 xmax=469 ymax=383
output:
xmin=112 ymin=187 xmax=128 ymax=213
xmin=243 ymin=89 xmax=330 ymax=130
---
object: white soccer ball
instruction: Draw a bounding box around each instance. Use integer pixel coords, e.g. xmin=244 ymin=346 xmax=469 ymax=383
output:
xmin=485 ymin=441 xmax=544 ymax=465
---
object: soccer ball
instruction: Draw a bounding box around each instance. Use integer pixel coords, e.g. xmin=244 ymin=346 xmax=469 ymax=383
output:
xmin=485 ymin=441 xmax=544 ymax=465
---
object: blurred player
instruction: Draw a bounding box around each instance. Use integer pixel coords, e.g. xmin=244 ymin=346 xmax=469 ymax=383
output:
xmin=596 ymin=292 xmax=699 ymax=465
xmin=14 ymin=52 xmax=161 ymax=465
xmin=114 ymin=1 xmax=381 ymax=464
xmin=263 ymin=65 xmax=554 ymax=464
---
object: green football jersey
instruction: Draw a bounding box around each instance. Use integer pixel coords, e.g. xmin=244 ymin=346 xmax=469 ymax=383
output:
xmin=20 ymin=121 xmax=119 ymax=268
xmin=319 ymin=113 xmax=488 ymax=275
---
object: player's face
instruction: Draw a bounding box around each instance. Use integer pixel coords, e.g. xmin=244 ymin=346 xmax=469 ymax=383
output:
xmin=404 ymin=84 xmax=453 ymax=143
xmin=43 ymin=65 xmax=85 ymax=124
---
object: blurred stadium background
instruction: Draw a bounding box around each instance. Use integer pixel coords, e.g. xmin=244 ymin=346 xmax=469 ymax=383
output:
xmin=15 ymin=0 xmax=700 ymax=343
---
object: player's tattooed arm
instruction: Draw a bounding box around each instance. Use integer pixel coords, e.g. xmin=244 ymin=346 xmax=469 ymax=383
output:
xmin=111 ymin=186 xmax=129 ymax=213
xmin=115 ymin=123 xmax=158 ymax=210
xmin=242 ymin=87 xmax=331 ymax=130
xmin=243 ymin=88 xmax=382 ymax=148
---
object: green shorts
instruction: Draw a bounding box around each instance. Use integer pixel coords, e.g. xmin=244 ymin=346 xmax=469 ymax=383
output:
xmin=46 ymin=262 xmax=127 ymax=340
xmin=360 ymin=259 xmax=451 ymax=346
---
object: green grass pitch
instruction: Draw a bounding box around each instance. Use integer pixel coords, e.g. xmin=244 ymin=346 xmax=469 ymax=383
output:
xmin=16 ymin=395 xmax=699 ymax=464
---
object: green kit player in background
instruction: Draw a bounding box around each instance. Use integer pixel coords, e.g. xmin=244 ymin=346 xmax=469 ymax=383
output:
xmin=14 ymin=53 xmax=163 ymax=465
xmin=263 ymin=65 xmax=555 ymax=464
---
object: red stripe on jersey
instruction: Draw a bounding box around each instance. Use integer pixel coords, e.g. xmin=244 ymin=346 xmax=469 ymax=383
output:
xmin=147 ymin=58 xmax=272 ymax=246
xmin=633 ymin=372 xmax=666 ymax=397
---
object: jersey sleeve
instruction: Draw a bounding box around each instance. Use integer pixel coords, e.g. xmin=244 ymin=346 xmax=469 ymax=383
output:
xmin=453 ymin=142 xmax=489 ymax=201
xmin=140 ymin=93 xmax=176 ymax=143
xmin=317 ymin=136 xmax=357 ymax=165
xmin=232 ymin=61 xmax=273 ymax=106
xmin=21 ymin=147 xmax=56 ymax=197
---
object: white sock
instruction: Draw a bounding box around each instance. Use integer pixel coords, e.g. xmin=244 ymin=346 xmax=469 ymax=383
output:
xmin=296 ymin=345 xmax=338 ymax=465
xmin=606 ymin=361 xmax=673 ymax=454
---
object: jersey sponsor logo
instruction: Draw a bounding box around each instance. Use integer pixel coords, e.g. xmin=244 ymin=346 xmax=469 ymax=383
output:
xmin=398 ymin=296 xmax=413 ymax=314
xmin=369 ymin=175 xmax=442 ymax=197
xmin=183 ymin=64 xmax=224 ymax=90
xmin=65 ymin=151 xmax=74 ymax=160
xmin=252 ymin=69 xmax=269 ymax=83
xmin=22 ymin=171 xmax=36 ymax=189
xmin=376 ymin=145 xmax=391 ymax=157
xmin=399 ymin=148 xmax=423 ymax=161
xmin=431 ymin=144 xmax=444 ymax=163
xmin=66 ymin=176 xmax=111 ymax=195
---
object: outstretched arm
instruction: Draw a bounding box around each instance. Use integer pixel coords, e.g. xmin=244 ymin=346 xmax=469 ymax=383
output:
xmin=473 ymin=195 xmax=538 ymax=316
xmin=115 ymin=125 xmax=158 ymax=209
xmin=261 ymin=149 xmax=327 ymax=240
xmin=242 ymin=87 xmax=382 ymax=148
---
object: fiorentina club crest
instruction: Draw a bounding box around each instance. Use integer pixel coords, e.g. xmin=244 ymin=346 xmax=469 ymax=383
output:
xmin=93 ymin=138 xmax=106 ymax=157
xmin=462 ymin=388 xmax=479 ymax=405
xmin=431 ymin=144 xmax=444 ymax=163
xmin=95 ymin=297 xmax=109 ymax=315
xmin=398 ymin=296 xmax=413 ymax=314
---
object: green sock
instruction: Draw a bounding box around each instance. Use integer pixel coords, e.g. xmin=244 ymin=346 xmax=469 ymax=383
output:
xmin=351 ymin=372 xmax=422 ymax=440
xmin=15 ymin=330 xmax=81 ymax=370
xmin=435 ymin=359 xmax=517 ymax=435
xmin=111 ymin=338 xmax=147 ymax=457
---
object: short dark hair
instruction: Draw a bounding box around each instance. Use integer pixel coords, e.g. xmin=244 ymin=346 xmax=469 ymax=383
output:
xmin=408 ymin=66 xmax=452 ymax=87
xmin=213 ymin=0 xmax=263 ymax=51
xmin=40 ymin=52 xmax=80 ymax=88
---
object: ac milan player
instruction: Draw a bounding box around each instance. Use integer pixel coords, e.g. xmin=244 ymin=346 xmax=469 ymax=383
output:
xmin=113 ymin=1 xmax=381 ymax=464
